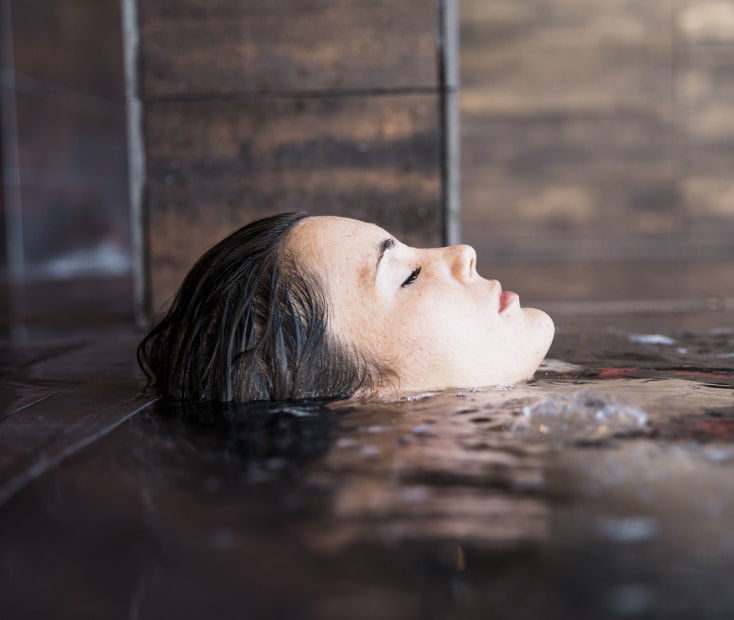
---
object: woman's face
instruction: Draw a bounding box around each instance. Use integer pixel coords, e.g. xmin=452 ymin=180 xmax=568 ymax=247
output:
xmin=288 ymin=216 xmax=554 ymax=394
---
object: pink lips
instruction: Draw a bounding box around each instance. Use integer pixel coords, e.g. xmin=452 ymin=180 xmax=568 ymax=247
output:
xmin=500 ymin=291 xmax=519 ymax=312
xmin=497 ymin=281 xmax=519 ymax=313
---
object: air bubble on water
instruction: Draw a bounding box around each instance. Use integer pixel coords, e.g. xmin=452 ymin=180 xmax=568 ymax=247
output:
xmin=336 ymin=437 xmax=358 ymax=449
xmin=360 ymin=445 xmax=380 ymax=458
xmin=628 ymin=334 xmax=675 ymax=346
xmin=412 ymin=424 xmax=432 ymax=435
xmin=704 ymin=445 xmax=734 ymax=463
xmin=510 ymin=388 xmax=647 ymax=442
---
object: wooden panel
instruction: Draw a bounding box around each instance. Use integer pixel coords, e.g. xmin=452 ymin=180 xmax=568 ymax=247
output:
xmin=679 ymin=45 xmax=734 ymax=234
xmin=677 ymin=0 xmax=734 ymax=45
xmin=138 ymin=0 xmax=438 ymax=96
xmin=680 ymin=47 xmax=734 ymax=174
xmin=144 ymin=94 xmax=442 ymax=312
xmin=459 ymin=0 xmax=674 ymax=53
xmin=462 ymin=108 xmax=676 ymax=238
xmin=458 ymin=0 xmax=702 ymax=264
xmin=462 ymin=166 xmax=680 ymax=262
xmin=460 ymin=47 xmax=676 ymax=242
xmin=682 ymin=177 xmax=734 ymax=234
xmin=463 ymin=110 xmax=673 ymax=172
xmin=461 ymin=47 xmax=672 ymax=109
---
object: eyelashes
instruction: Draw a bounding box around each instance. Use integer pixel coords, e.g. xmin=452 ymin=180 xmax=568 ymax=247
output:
xmin=401 ymin=266 xmax=421 ymax=288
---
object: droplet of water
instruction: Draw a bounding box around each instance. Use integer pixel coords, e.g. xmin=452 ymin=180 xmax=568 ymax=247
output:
xmin=629 ymin=334 xmax=675 ymax=346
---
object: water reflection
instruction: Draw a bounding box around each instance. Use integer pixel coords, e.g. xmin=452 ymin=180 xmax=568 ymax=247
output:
xmin=2 ymin=321 xmax=732 ymax=620
xmin=138 ymin=356 xmax=734 ymax=558
xmin=309 ymin=390 xmax=551 ymax=551
xmin=142 ymin=398 xmax=338 ymax=470
xmin=126 ymin=325 xmax=734 ymax=618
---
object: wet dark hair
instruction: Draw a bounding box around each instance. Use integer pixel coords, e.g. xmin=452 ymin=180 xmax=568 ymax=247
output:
xmin=137 ymin=212 xmax=393 ymax=402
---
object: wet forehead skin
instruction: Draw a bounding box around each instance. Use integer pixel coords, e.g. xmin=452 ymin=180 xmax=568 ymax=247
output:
xmin=290 ymin=216 xmax=386 ymax=285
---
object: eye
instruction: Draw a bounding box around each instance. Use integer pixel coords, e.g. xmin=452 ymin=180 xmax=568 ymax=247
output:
xmin=401 ymin=266 xmax=421 ymax=288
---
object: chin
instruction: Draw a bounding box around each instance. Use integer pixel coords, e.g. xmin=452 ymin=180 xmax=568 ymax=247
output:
xmin=526 ymin=308 xmax=555 ymax=352
xmin=540 ymin=311 xmax=556 ymax=352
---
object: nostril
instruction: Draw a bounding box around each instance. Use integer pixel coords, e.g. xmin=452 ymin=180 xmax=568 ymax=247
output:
xmin=462 ymin=245 xmax=477 ymax=280
xmin=445 ymin=245 xmax=477 ymax=282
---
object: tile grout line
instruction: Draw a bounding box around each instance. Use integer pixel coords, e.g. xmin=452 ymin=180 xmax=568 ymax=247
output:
xmin=141 ymin=85 xmax=442 ymax=104
xmin=0 ymin=399 xmax=155 ymax=508
xmin=0 ymin=392 xmax=58 ymax=423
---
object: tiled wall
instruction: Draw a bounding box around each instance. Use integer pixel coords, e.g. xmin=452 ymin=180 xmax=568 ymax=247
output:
xmin=0 ymin=0 xmax=130 ymax=279
xmin=131 ymin=0 xmax=456 ymax=316
xmin=460 ymin=0 xmax=734 ymax=266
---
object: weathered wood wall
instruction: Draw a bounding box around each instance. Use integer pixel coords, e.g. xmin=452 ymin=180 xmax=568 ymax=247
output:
xmin=461 ymin=0 xmax=734 ymax=271
xmin=128 ymin=0 xmax=456 ymax=317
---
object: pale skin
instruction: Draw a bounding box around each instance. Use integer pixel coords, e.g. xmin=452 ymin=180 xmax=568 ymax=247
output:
xmin=288 ymin=216 xmax=555 ymax=396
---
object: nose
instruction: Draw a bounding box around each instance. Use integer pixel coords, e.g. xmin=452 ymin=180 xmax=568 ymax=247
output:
xmin=446 ymin=244 xmax=476 ymax=284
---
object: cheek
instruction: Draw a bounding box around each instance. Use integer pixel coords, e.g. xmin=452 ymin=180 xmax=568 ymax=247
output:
xmin=378 ymin=301 xmax=489 ymax=369
xmin=327 ymin=273 xmax=375 ymax=344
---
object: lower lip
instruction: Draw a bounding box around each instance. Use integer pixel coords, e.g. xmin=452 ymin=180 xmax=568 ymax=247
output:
xmin=499 ymin=290 xmax=519 ymax=312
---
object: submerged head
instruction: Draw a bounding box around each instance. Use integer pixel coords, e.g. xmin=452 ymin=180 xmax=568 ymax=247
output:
xmin=138 ymin=213 xmax=554 ymax=402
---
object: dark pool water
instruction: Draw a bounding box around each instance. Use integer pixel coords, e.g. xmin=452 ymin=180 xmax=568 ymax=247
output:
xmin=116 ymin=326 xmax=734 ymax=619
xmin=2 ymin=321 xmax=733 ymax=619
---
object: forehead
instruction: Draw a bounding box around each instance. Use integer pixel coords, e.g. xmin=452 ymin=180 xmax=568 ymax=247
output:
xmin=288 ymin=216 xmax=387 ymax=274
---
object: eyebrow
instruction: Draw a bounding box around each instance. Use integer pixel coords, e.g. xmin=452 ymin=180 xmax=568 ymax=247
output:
xmin=376 ymin=238 xmax=395 ymax=278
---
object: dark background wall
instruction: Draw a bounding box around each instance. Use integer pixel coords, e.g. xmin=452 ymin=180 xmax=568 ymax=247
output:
xmin=460 ymin=0 xmax=734 ymax=305
xmin=1 ymin=0 xmax=733 ymax=322
xmin=131 ymin=0 xmax=455 ymax=316
xmin=0 ymin=0 xmax=129 ymax=281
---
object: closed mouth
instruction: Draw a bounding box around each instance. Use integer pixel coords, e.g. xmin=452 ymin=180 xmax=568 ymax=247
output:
xmin=499 ymin=290 xmax=519 ymax=313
